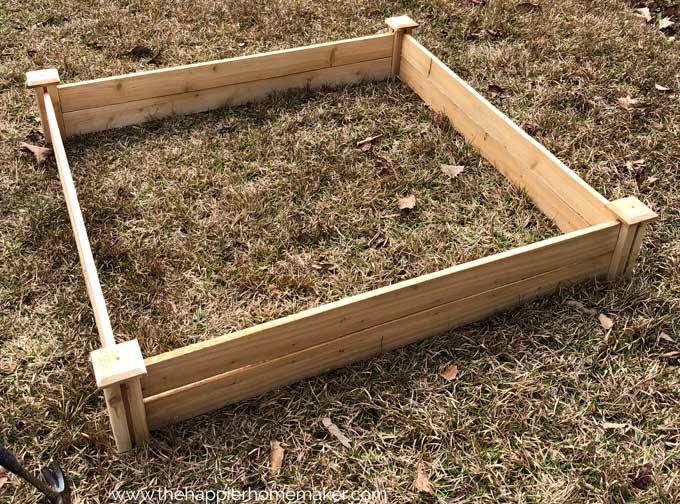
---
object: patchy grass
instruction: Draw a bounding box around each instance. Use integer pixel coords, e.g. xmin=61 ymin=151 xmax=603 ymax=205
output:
xmin=1 ymin=0 xmax=679 ymax=503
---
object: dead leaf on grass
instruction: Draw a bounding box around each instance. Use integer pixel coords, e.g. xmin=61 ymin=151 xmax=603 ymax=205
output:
xmin=0 ymin=467 xmax=6 ymax=489
xmin=19 ymin=142 xmax=53 ymax=167
xmin=659 ymin=350 xmax=680 ymax=359
xmin=565 ymin=299 xmax=597 ymax=315
xmin=398 ymin=194 xmax=416 ymax=211
xmin=321 ymin=417 xmax=351 ymax=448
xmin=602 ymin=421 xmax=628 ymax=430
xmin=654 ymin=83 xmax=673 ymax=93
xmin=631 ymin=462 xmax=653 ymax=490
xmin=659 ymin=17 xmax=675 ymax=30
xmin=440 ymin=364 xmax=458 ymax=382
xmin=488 ymin=83 xmax=505 ymax=97
xmin=440 ymin=164 xmax=465 ymax=178
xmin=412 ymin=463 xmax=436 ymax=495
xmin=599 ymin=314 xmax=614 ymax=330
xmin=270 ymin=440 xmax=284 ymax=475
xmin=379 ymin=156 xmax=397 ymax=177
xmin=617 ymin=96 xmax=643 ymax=110
xmin=311 ymin=261 xmax=336 ymax=272
xmin=659 ymin=332 xmax=676 ymax=345
xmin=357 ymin=134 xmax=382 ymax=152
xmin=635 ymin=7 xmax=652 ymax=23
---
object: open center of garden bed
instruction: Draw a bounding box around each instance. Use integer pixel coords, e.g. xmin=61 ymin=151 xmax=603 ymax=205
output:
xmin=66 ymin=80 xmax=558 ymax=356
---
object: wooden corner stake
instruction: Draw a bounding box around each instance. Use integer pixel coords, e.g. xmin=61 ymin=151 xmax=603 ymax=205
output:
xmin=607 ymin=196 xmax=657 ymax=280
xmin=26 ymin=68 xmax=63 ymax=142
xmin=385 ymin=15 xmax=419 ymax=77
xmin=91 ymin=339 xmax=150 ymax=451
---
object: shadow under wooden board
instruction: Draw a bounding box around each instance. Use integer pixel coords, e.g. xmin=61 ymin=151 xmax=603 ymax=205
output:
xmin=25 ymin=15 xmax=657 ymax=452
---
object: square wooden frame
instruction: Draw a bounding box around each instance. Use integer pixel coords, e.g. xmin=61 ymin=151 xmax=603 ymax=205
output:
xmin=26 ymin=15 xmax=657 ymax=452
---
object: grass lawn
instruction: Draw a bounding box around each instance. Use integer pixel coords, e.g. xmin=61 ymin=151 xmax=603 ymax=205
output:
xmin=1 ymin=0 xmax=679 ymax=502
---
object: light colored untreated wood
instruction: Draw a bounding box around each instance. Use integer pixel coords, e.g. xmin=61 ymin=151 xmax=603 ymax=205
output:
xmin=26 ymin=69 xmax=61 ymax=142
xmin=145 ymin=246 xmax=613 ymax=429
xmin=123 ymin=380 xmax=150 ymax=445
xmin=385 ymin=15 xmax=418 ymax=76
xmin=103 ymin=385 xmax=132 ymax=452
xmin=62 ymin=57 xmax=392 ymax=136
xmin=44 ymin=93 xmax=116 ymax=349
xmin=57 ymin=33 xmax=394 ymax=113
xmin=90 ymin=339 xmax=146 ymax=388
xmin=399 ymin=35 xmax=615 ymax=232
xmin=142 ymin=222 xmax=619 ymax=398
xmin=606 ymin=197 xmax=657 ymax=279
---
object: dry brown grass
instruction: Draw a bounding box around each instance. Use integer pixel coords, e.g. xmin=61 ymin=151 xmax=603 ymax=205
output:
xmin=1 ymin=0 xmax=679 ymax=502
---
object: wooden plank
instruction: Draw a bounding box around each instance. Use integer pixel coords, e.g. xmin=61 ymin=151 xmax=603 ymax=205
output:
xmin=44 ymin=93 xmax=117 ymax=348
xmin=145 ymin=250 xmax=612 ymax=429
xmin=58 ymin=33 xmax=394 ymax=113
xmin=124 ymin=379 xmax=150 ymax=446
xmin=103 ymin=385 xmax=132 ymax=452
xmin=62 ymin=58 xmax=392 ymax=136
xmin=90 ymin=339 xmax=146 ymax=388
xmin=141 ymin=222 xmax=619 ymax=398
xmin=399 ymin=35 xmax=615 ymax=232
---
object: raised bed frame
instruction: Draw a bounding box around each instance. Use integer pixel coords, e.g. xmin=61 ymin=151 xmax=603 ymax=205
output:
xmin=26 ymin=16 xmax=657 ymax=452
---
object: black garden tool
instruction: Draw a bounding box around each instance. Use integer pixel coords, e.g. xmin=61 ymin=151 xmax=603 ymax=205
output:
xmin=0 ymin=443 xmax=70 ymax=503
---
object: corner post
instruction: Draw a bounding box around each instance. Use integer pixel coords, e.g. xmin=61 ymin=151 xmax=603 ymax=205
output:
xmin=385 ymin=15 xmax=419 ymax=77
xmin=26 ymin=68 xmax=64 ymax=143
xmin=607 ymin=196 xmax=657 ymax=280
xmin=91 ymin=339 xmax=150 ymax=452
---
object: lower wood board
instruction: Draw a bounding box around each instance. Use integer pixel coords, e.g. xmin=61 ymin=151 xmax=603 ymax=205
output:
xmin=145 ymin=248 xmax=613 ymax=429
xmin=62 ymin=58 xmax=391 ymax=135
xmin=142 ymin=222 xmax=619 ymax=398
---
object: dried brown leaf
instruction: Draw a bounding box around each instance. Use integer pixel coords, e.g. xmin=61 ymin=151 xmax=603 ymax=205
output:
xmin=398 ymin=194 xmax=416 ymax=211
xmin=659 ymin=350 xmax=680 ymax=359
xmin=659 ymin=332 xmax=676 ymax=345
xmin=631 ymin=462 xmax=653 ymax=490
xmin=599 ymin=314 xmax=614 ymax=330
xmin=441 ymin=364 xmax=458 ymax=382
xmin=356 ymin=134 xmax=382 ymax=147
xmin=617 ymin=96 xmax=643 ymax=110
xmin=602 ymin=421 xmax=628 ymax=430
xmin=270 ymin=440 xmax=284 ymax=475
xmin=19 ymin=142 xmax=53 ymax=167
xmin=654 ymin=83 xmax=672 ymax=93
xmin=412 ymin=463 xmax=436 ymax=495
xmin=440 ymin=164 xmax=465 ymax=178
xmin=659 ymin=17 xmax=675 ymax=30
xmin=635 ymin=7 xmax=652 ymax=23
xmin=311 ymin=261 xmax=336 ymax=272
xmin=0 ymin=467 xmax=7 ymax=489
xmin=488 ymin=83 xmax=504 ymax=97
xmin=321 ymin=417 xmax=351 ymax=448
xmin=565 ymin=299 xmax=597 ymax=315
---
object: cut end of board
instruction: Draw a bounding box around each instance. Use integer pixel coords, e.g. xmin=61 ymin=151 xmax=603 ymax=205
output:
xmin=26 ymin=68 xmax=60 ymax=88
xmin=91 ymin=339 xmax=147 ymax=388
xmin=385 ymin=15 xmax=419 ymax=32
xmin=607 ymin=196 xmax=658 ymax=226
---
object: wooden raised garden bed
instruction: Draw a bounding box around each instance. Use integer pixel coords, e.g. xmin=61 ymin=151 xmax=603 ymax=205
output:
xmin=26 ymin=15 xmax=657 ymax=452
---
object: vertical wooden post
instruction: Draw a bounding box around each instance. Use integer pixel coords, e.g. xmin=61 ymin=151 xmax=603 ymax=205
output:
xmin=385 ymin=15 xmax=419 ymax=77
xmin=91 ymin=339 xmax=150 ymax=451
xmin=26 ymin=69 xmax=64 ymax=143
xmin=607 ymin=196 xmax=657 ymax=280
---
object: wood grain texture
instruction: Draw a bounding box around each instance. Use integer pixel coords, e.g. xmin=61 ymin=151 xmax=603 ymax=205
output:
xmin=58 ymin=33 xmax=394 ymax=113
xmin=62 ymin=57 xmax=392 ymax=135
xmin=145 ymin=247 xmax=613 ymax=429
xmin=142 ymin=222 xmax=619 ymax=398
xmin=44 ymin=93 xmax=116 ymax=348
xmin=103 ymin=385 xmax=132 ymax=452
xmin=399 ymin=35 xmax=615 ymax=232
